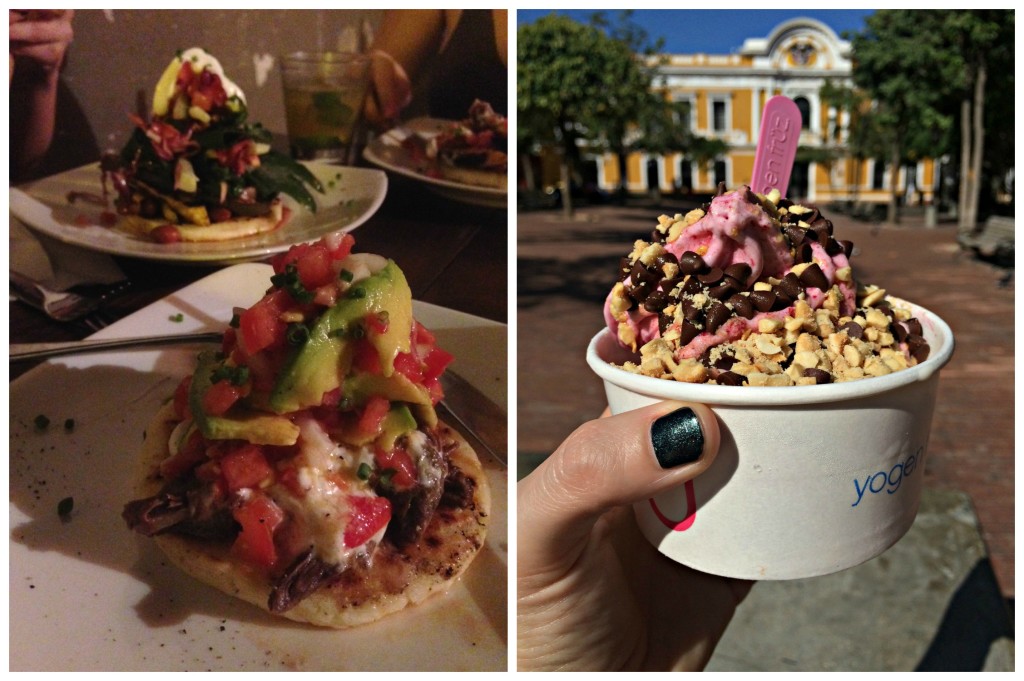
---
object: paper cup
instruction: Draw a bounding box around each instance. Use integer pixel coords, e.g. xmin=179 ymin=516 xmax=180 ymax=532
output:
xmin=586 ymin=299 xmax=954 ymax=579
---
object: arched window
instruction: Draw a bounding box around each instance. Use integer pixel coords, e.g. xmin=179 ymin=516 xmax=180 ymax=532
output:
xmin=793 ymin=96 xmax=811 ymax=130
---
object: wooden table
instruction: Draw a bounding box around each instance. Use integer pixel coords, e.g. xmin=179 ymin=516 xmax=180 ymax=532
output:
xmin=10 ymin=172 xmax=507 ymax=381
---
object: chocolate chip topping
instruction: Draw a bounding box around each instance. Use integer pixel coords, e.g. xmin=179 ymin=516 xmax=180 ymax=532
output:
xmin=839 ymin=321 xmax=864 ymax=339
xmin=749 ymin=289 xmax=776 ymax=312
xmin=798 ymin=263 xmax=830 ymax=291
xmin=716 ymin=371 xmax=746 ymax=386
xmin=724 ymin=262 xmax=752 ymax=286
xmin=678 ymin=251 xmax=707 ymax=275
xmin=803 ymin=368 xmax=833 ymax=384
xmin=614 ymin=190 xmax=930 ymax=383
xmin=705 ymin=300 xmax=731 ymax=333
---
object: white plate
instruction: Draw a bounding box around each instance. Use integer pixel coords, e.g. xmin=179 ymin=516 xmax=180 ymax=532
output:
xmin=9 ymin=263 xmax=508 ymax=672
xmin=9 ymin=162 xmax=388 ymax=264
xmin=363 ymin=118 xmax=507 ymax=209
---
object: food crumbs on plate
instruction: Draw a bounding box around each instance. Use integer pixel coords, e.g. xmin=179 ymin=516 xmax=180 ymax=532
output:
xmin=34 ymin=414 xmax=50 ymax=431
xmin=169 ymin=313 xmax=185 ymax=322
xmin=57 ymin=496 xmax=74 ymax=519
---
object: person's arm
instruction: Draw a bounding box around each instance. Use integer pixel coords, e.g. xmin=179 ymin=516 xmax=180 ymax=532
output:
xmin=363 ymin=10 xmax=446 ymax=129
xmin=9 ymin=10 xmax=74 ymax=178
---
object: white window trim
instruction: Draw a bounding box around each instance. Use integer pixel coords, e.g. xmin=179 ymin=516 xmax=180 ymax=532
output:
xmin=708 ymin=95 xmax=732 ymax=135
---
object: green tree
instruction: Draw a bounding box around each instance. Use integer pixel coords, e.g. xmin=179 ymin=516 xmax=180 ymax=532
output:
xmin=849 ymin=10 xmax=959 ymax=224
xmin=848 ymin=10 xmax=1013 ymax=230
xmin=819 ymin=78 xmax=890 ymax=204
xmin=942 ymin=10 xmax=1014 ymax=233
xmin=518 ymin=14 xmax=619 ymax=216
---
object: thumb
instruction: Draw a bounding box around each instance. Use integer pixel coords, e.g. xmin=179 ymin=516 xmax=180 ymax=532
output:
xmin=518 ymin=401 xmax=719 ymax=570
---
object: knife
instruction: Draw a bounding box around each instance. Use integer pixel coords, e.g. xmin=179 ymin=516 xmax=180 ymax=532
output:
xmin=438 ymin=369 xmax=507 ymax=467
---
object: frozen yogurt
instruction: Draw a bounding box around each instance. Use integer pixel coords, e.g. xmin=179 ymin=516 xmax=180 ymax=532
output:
xmin=604 ymin=185 xmax=930 ymax=386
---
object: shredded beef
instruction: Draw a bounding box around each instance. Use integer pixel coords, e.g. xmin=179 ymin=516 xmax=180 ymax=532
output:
xmin=376 ymin=430 xmax=449 ymax=548
xmin=122 ymin=477 xmax=237 ymax=541
xmin=268 ymin=547 xmax=340 ymax=613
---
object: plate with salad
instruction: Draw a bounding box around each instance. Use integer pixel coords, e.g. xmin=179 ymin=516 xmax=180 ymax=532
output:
xmin=9 ymin=47 xmax=387 ymax=264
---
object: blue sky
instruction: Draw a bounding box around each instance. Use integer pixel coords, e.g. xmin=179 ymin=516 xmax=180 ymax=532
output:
xmin=516 ymin=9 xmax=875 ymax=54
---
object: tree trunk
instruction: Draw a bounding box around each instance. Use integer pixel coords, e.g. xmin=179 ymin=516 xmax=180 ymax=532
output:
xmin=616 ymin=144 xmax=629 ymax=205
xmin=888 ymin=140 xmax=901 ymax=225
xmin=966 ymin=61 xmax=987 ymax=233
xmin=958 ymin=98 xmax=972 ymax=235
xmin=560 ymin=121 xmax=576 ymax=217
xmin=520 ymin=152 xmax=536 ymax=191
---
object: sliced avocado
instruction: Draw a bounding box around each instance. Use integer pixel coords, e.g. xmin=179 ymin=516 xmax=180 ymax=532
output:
xmin=377 ymin=404 xmax=418 ymax=451
xmin=344 ymin=372 xmax=431 ymax=407
xmin=267 ymin=261 xmax=413 ymax=414
xmin=189 ymin=350 xmax=299 ymax=445
xmin=339 ymin=404 xmax=417 ymax=450
xmin=152 ymin=55 xmax=183 ymax=117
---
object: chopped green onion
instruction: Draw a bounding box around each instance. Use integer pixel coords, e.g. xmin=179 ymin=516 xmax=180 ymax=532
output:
xmin=270 ymin=264 xmax=314 ymax=303
xmin=339 ymin=269 xmax=354 ymax=283
xmin=286 ymin=323 xmax=310 ymax=346
xmin=169 ymin=313 xmax=185 ymax=323
xmin=211 ymin=364 xmax=250 ymax=386
xmin=378 ymin=468 xmax=396 ymax=491
xmin=357 ymin=463 xmax=372 ymax=481
xmin=349 ymin=286 xmax=366 ymax=299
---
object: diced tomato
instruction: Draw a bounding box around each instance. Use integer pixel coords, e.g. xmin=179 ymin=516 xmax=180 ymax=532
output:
xmin=324 ymin=232 xmax=355 ymax=260
xmin=422 ymin=346 xmax=454 ymax=382
xmin=173 ymin=375 xmax=193 ymax=421
xmin=175 ymin=61 xmax=195 ymax=91
xmin=365 ymin=312 xmax=389 ymax=336
xmin=343 ymin=495 xmax=392 ymax=548
xmin=272 ymin=242 xmax=335 ymax=290
xmin=352 ymin=339 xmax=382 ymax=375
xmin=413 ymin=321 xmax=436 ymax=346
xmin=276 ymin=464 xmax=307 ymax=497
xmin=374 ymin=445 xmax=418 ymax=491
xmin=202 ymin=380 xmax=243 ymax=416
xmin=425 ymin=377 xmax=444 ymax=405
xmin=193 ymin=69 xmax=228 ymax=112
xmin=232 ymin=493 xmax=285 ymax=568
xmin=393 ymin=351 xmax=423 ymax=383
xmin=220 ymin=443 xmax=274 ymax=492
xmin=238 ymin=289 xmax=290 ymax=356
xmin=356 ymin=395 xmax=391 ymax=437
xmin=320 ymin=387 xmax=342 ymax=408
xmin=159 ymin=429 xmax=207 ymax=481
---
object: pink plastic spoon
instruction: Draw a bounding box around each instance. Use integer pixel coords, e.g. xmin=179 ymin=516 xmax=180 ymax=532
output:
xmin=750 ymin=95 xmax=802 ymax=198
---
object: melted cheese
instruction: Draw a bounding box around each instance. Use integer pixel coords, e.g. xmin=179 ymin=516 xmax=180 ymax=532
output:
xmin=268 ymin=415 xmax=383 ymax=567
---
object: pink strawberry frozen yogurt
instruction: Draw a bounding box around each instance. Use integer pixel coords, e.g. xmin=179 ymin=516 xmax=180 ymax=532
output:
xmin=604 ymin=185 xmax=929 ymax=386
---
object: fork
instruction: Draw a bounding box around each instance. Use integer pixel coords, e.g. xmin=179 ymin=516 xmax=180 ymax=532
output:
xmin=10 ymin=270 xmax=131 ymax=322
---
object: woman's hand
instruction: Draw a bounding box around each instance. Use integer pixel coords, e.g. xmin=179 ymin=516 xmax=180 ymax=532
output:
xmin=364 ymin=50 xmax=412 ymax=131
xmin=517 ymin=402 xmax=752 ymax=671
xmin=9 ymin=10 xmax=74 ymax=83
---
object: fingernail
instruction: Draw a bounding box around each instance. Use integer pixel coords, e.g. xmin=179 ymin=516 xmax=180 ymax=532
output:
xmin=651 ymin=407 xmax=705 ymax=469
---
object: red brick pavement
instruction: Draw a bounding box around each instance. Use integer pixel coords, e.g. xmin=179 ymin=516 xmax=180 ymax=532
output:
xmin=517 ymin=199 xmax=1014 ymax=597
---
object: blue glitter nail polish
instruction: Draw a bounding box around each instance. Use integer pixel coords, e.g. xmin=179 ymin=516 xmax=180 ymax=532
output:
xmin=651 ymin=407 xmax=704 ymax=469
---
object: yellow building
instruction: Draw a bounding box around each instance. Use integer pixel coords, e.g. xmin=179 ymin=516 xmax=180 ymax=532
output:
xmin=595 ymin=17 xmax=938 ymax=207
